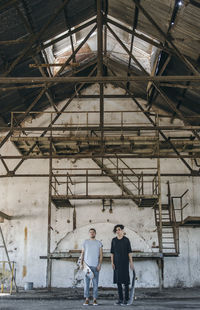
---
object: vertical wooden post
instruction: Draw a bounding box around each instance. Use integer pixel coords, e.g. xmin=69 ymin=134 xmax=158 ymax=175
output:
xmin=97 ymin=0 xmax=104 ymax=146
xmin=47 ymin=114 xmax=53 ymax=289
xmin=156 ymin=114 xmax=163 ymax=256
xmin=86 ymin=170 xmax=88 ymax=196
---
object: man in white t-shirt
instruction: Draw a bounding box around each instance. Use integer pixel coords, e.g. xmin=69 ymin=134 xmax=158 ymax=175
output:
xmin=81 ymin=228 xmax=103 ymax=306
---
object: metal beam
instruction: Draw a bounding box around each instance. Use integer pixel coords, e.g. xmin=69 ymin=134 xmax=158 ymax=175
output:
xmin=154 ymin=85 xmax=200 ymax=141
xmin=0 ymin=173 xmax=199 ymax=178
xmin=2 ymin=125 xmax=200 ymax=131
xmin=11 ymin=65 xmax=97 ymax=174
xmin=106 ymin=64 xmax=194 ymax=172
xmin=104 ymin=29 xmax=200 ymax=143
xmin=107 ymin=24 xmax=147 ymax=75
xmin=0 ymin=158 xmax=10 ymax=174
xmin=97 ymin=0 xmax=104 ymax=143
xmin=97 ymin=0 xmax=103 ymax=76
xmin=1 ymin=76 xmax=200 ymax=84
xmin=127 ymin=0 xmax=139 ymax=90
xmin=106 ymin=17 xmax=173 ymax=55
xmin=0 ymin=154 xmax=199 ymax=159
xmin=0 ymin=211 xmax=12 ymax=220
xmin=0 ymin=26 xmax=97 ymax=151
xmin=62 ymin=1 xmax=76 ymax=64
xmin=15 ymin=3 xmax=59 ymax=114
xmin=3 ymin=0 xmax=71 ymax=77
xmin=35 ymin=18 xmax=97 ymax=55
xmin=52 ymin=194 xmax=158 ymax=199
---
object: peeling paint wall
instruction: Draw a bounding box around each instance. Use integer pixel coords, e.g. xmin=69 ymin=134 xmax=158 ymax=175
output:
xmin=0 ymin=84 xmax=199 ymax=288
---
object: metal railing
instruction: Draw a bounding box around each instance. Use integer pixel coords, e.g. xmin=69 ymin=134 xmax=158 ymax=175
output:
xmin=51 ymin=166 xmax=159 ymax=198
xmin=172 ymin=189 xmax=189 ymax=223
xmin=11 ymin=110 xmax=157 ymax=130
xmin=167 ymin=181 xmax=179 ymax=254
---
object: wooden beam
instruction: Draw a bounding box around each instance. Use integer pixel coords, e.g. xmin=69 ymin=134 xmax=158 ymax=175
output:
xmin=1 ymin=75 xmax=200 ymax=84
xmin=3 ymin=0 xmax=71 ymax=77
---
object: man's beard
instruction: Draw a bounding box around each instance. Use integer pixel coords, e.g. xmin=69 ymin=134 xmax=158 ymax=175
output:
xmin=91 ymin=235 xmax=95 ymax=239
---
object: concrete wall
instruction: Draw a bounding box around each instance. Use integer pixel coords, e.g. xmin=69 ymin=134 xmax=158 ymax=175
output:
xmin=0 ymin=84 xmax=199 ymax=288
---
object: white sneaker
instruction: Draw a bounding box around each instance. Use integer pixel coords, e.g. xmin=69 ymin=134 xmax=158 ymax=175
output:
xmin=93 ymin=300 xmax=98 ymax=306
xmin=83 ymin=299 xmax=89 ymax=306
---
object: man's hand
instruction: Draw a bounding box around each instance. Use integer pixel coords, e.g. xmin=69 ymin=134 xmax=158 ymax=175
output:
xmin=130 ymin=261 xmax=134 ymax=270
xmin=96 ymin=264 xmax=101 ymax=271
xmin=112 ymin=263 xmax=115 ymax=270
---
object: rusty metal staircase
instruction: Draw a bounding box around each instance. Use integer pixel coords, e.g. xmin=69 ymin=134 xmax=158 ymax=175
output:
xmin=154 ymin=182 xmax=179 ymax=256
xmin=92 ymin=157 xmax=147 ymax=206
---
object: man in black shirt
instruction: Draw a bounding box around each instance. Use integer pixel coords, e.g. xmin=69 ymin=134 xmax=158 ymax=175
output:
xmin=111 ymin=224 xmax=134 ymax=305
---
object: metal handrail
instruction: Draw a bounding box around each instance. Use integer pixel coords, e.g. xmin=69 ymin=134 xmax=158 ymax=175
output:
xmin=171 ymin=188 xmax=189 ymax=223
xmin=167 ymin=181 xmax=179 ymax=254
xmin=107 ymin=158 xmax=140 ymax=192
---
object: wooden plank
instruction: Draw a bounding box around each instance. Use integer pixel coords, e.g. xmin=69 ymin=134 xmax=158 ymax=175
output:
xmin=181 ymin=216 xmax=200 ymax=226
xmin=52 ymin=194 xmax=158 ymax=200
xmin=40 ymin=251 xmax=163 ymax=259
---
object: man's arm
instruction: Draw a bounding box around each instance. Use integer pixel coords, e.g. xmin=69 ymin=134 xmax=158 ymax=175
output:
xmin=97 ymin=247 xmax=103 ymax=271
xmin=128 ymin=252 xmax=134 ymax=270
xmin=80 ymin=248 xmax=84 ymax=268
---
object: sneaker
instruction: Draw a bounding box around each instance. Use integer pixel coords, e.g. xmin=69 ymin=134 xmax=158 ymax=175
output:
xmin=121 ymin=300 xmax=129 ymax=306
xmin=93 ymin=300 xmax=98 ymax=306
xmin=83 ymin=299 xmax=89 ymax=306
xmin=114 ymin=300 xmax=123 ymax=305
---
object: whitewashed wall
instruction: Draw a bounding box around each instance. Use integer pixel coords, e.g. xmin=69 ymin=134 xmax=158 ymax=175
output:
xmin=0 ymin=84 xmax=199 ymax=288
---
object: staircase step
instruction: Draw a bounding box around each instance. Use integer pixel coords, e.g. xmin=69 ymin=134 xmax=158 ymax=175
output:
xmin=155 ymin=213 xmax=170 ymax=216
xmin=156 ymin=214 xmax=169 ymax=216
xmin=163 ymin=253 xmax=179 ymax=257
xmin=155 ymin=204 xmax=169 ymax=210
xmin=162 ymin=227 xmax=173 ymax=229
xmin=156 ymin=222 xmax=172 ymax=226
xmin=162 ymin=237 xmax=174 ymax=239
xmin=139 ymin=199 xmax=158 ymax=207
xmin=162 ymin=232 xmax=173 ymax=234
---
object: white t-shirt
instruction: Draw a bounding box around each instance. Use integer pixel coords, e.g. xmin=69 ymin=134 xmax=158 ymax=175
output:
xmin=82 ymin=239 xmax=103 ymax=267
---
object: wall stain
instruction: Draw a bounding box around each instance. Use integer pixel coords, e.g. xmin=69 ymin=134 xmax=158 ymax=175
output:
xmin=22 ymin=265 xmax=27 ymax=278
xmin=24 ymin=227 xmax=28 ymax=241
xmin=23 ymin=227 xmax=28 ymax=278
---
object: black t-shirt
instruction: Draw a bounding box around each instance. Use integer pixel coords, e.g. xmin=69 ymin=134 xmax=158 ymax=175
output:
xmin=111 ymin=236 xmax=132 ymax=284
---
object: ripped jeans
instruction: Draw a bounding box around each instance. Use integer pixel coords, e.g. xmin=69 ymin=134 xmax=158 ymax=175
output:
xmin=84 ymin=266 xmax=99 ymax=299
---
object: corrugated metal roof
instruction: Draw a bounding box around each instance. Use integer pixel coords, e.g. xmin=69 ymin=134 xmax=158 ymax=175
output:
xmin=171 ymin=3 xmax=200 ymax=61
xmin=108 ymin=0 xmax=174 ymax=42
xmin=0 ymin=0 xmax=199 ymax=128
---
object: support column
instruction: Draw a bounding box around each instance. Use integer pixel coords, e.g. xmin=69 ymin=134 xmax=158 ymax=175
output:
xmin=46 ymin=117 xmax=53 ymax=289
xmin=97 ymin=0 xmax=104 ymax=144
xmin=156 ymin=115 xmax=163 ymax=255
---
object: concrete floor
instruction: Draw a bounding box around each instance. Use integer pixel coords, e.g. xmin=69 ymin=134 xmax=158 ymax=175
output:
xmin=1 ymin=288 xmax=200 ymax=310
xmin=1 ymin=299 xmax=200 ymax=310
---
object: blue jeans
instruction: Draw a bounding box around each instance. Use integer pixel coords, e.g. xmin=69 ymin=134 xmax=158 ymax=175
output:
xmin=84 ymin=266 xmax=99 ymax=299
